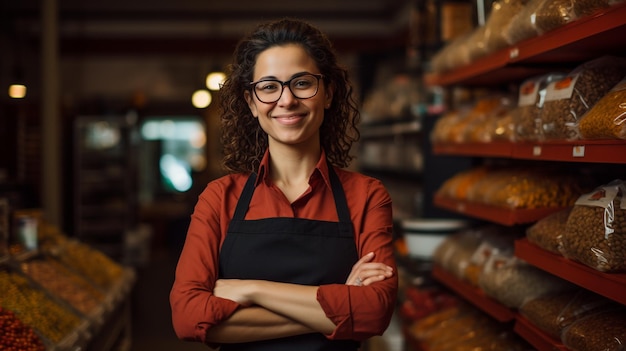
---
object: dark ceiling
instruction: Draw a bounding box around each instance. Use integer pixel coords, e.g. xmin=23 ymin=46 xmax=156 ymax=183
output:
xmin=3 ymin=0 xmax=412 ymax=56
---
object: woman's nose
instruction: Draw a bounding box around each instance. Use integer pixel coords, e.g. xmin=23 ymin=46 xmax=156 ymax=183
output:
xmin=277 ymin=85 xmax=298 ymax=106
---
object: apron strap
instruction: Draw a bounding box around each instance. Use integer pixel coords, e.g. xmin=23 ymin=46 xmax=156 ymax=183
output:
xmin=232 ymin=172 xmax=257 ymax=220
xmin=327 ymin=165 xmax=352 ymax=224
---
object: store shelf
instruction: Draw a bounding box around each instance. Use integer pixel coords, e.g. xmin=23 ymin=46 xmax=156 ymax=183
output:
xmin=514 ymin=315 xmax=569 ymax=351
xmin=425 ymin=3 xmax=626 ymax=87
xmin=431 ymin=264 xmax=515 ymax=322
xmin=433 ymin=194 xmax=565 ymax=225
xmin=511 ymin=140 xmax=626 ymax=163
xmin=360 ymin=120 xmax=421 ymax=139
xmin=515 ymin=238 xmax=626 ymax=306
xmin=433 ymin=140 xmax=626 ymax=163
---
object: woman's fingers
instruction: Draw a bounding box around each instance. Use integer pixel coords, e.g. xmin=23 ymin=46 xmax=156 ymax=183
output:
xmin=346 ymin=252 xmax=394 ymax=286
xmin=359 ymin=265 xmax=394 ymax=286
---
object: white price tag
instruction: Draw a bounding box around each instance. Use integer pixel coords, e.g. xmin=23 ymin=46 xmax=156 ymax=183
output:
xmin=572 ymin=145 xmax=585 ymax=158
xmin=533 ymin=146 xmax=542 ymax=156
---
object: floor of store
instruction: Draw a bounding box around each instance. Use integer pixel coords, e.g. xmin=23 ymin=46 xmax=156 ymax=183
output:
xmin=130 ymin=244 xmax=207 ymax=351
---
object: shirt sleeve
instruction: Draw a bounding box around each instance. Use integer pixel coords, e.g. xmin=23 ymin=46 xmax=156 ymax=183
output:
xmin=169 ymin=178 xmax=241 ymax=343
xmin=317 ymin=176 xmax=398 ymax=341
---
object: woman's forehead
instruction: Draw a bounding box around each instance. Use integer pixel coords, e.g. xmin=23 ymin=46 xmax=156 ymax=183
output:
xmin=253 ymin=44 xmax=319 ymax=80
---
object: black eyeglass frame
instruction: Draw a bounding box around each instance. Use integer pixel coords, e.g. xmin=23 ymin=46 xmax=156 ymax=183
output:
xmin=249 ymin=73 xmax=324 ymax=104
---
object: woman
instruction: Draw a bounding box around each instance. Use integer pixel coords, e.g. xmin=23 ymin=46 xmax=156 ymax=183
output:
xmin=170 ymin=18 xmax=398 ymax=350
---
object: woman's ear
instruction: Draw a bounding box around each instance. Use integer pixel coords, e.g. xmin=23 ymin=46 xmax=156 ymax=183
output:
xmin=324 ymin=83 xmax=334 ymax=109
xmin=245 ymin=90 xmax=258 ymax=118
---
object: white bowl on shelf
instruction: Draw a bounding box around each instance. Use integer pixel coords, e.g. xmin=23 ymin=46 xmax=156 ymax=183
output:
xmin=401 ymin=218 xmax=468 ymax=260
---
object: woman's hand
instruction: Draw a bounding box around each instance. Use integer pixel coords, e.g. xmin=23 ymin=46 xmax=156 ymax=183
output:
xmin=214 ymin=279 xmax=256 ymax=306
xmin=346 ymin=252 xmax=393 ymax=287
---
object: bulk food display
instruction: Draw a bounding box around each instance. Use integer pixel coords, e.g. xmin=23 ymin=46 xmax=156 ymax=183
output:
xmin=0 ymin=213 xmax=134 ymax=351
xmin=403 ymin=1 xmax=626 ymax=351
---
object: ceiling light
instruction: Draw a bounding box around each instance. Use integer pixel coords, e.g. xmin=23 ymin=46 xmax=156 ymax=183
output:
xmin=206 ymin=71 xmax=226 ymax=91
xmin=192 ymin=89 xmax=212 ymax=108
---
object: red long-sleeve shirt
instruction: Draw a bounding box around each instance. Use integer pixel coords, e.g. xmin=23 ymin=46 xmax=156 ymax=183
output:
xmin=170 ymin=150 xmax=398 ymax=343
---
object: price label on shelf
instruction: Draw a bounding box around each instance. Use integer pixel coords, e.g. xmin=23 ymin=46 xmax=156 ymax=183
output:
xmin=532 ymin=146 xmax=542 ymax=156
xmin=572 ymin=145 xmax=585 ymax=158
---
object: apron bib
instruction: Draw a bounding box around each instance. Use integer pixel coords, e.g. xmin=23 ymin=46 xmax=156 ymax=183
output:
xmin=218 ymin=166 xmax=359 ymax=351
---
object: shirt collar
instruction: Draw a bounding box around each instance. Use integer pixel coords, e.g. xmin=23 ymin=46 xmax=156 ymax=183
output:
xmin=255 ymin=148 xmax=333 ymax=189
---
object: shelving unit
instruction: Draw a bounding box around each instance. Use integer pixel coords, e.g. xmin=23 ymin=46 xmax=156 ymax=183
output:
xmin=433 ymin=139 xmax=626 ymax=163
xmin=419 ymin=3 xmax=626 ymax=351
xmin=73 ymin=115 xmax=138 ymax=262
xmin=425 ymin=3 xmax=626 ymax=87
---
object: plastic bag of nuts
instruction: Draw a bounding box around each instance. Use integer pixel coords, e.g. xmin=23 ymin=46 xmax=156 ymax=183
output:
xmin=533 ymin=0 xmax=579 ymax=34
xmin=561 ymin=179 xmax=626 ymax=272
xmin=518 ymin=290 xmax=581 ymax=340
xmin=578 ymin=77 xmax=626 ymax=140
xmin=482 ymin=0 xmax=527 ymax=54
xmin=573 ymin=0 xmax=612 ymax=17
xmin=503 ymin=0 xmax=544 ymax=45
xmin=540 ymin=56 xmax=626 ymax=140
xmin=526 ymin=207 xmax=572 ymax=254
xmin=519 ymin=290 xmax=614 ymax=340
xmin=512 ymin=73 xmax=567 ymax=141
xmin=478 ymin=253 xmax=575 ymax=308
xmin=560 ymin=307 xmax=626 ymax=351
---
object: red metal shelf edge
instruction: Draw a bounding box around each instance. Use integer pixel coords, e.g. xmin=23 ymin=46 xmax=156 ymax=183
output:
xmin=431 ymin=264 xmax=515 ymax=322
xmin=514 ymin=315 xmax=570 ymax=351
xmin=432 ymin=141 xmax=513 ymax=157
xmin=512 ymin=140 xmax=626 ymax=163
xmin=434 ymin=195 xmax=564 ymax=225
xmin=431 ymin=140 xmax=626 ymax=164
xmin=425 ymin=3 xmax=626 ymax=87
xmin=514 ymin=238 xmax=626 ymax=306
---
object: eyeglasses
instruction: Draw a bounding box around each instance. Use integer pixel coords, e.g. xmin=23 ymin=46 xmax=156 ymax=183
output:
xmin=250 ymin=73 xmax=323 ymax=103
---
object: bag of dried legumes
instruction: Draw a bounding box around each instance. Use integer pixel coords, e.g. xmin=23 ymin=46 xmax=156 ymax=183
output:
xmin=519 ymin=290 xmax=615 ymax=341
xmin=478 ymin=253 xmax=575 ymax=308
xmin=560 ymin=307 xmax=626 ymax=351
xmin=561 ymin=179 xmax=626 ymax=272
xmin=512 ymin=73 xmax=567 ymax=141
xmin=540 ymin=56 xmax=626 ymax=140
xmin=526 ymin=207 xmax=572 ymax=255
xmin=577 ymin=76 xmax=626 ymax=140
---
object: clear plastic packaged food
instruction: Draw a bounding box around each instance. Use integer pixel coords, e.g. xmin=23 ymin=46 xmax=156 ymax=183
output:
xmin=578 ymin=76 xmax=626 ymax=140
xmin=519 ymin=290 xmax=613 ymax=340
xmin=561 ymin=307 xmax=626 ymax=351
xmin=478 ymin=253 xmax=575 ymax=308
xmin=562 ymin=179 xmax=626 ymax=272
xmin=482 ymin=0 xmax=527 ymax=54
xmin=436 ymin=166 xmax=491 ymax=201
xmin=519 ymin=290 xmax=581 ymax=339
xmin=433 ymin=229 xmax=485 ymax=281
xmin=533 ymin=0 xmax=579 ymax=34
xmin=464 ymin=227 xmax=518 ymax=287
xmin=540 ymin=56 xmax=626 ymax=140
xmin=512 ymin=73 xmax=566 ymax=141
xmin=503 ymin=0 xmax=545 ymax=44
xmin=526 ymin=207 xmax=572 ymax=254
xmin=573 ymin=0 xmax=611 ymax=17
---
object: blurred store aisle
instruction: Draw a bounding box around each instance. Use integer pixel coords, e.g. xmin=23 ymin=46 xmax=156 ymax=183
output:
xmin=130 ymin=245 xmax=207 ymax=351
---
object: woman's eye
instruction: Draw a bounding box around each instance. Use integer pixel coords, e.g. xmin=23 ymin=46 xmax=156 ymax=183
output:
xmin=259 ymin=82 xmax=279 ymax=91
xmin=293 ymin=79 xmax=312 ymax=89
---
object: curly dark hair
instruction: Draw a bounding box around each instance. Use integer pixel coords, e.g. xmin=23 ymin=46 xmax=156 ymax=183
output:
xmin=219 ymin=18 xmax=361 ymax=174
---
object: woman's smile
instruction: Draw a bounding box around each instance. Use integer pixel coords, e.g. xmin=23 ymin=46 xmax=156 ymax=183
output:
xmin=272 ymin=112 xmax=307 ymax=125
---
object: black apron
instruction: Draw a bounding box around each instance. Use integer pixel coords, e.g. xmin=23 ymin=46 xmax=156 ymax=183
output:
xmin=218 ymin=166 xmax=360 ymax=351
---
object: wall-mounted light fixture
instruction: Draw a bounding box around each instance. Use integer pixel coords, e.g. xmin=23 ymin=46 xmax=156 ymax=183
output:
xmin=8 ymin=67 xmax=26 ymax=99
